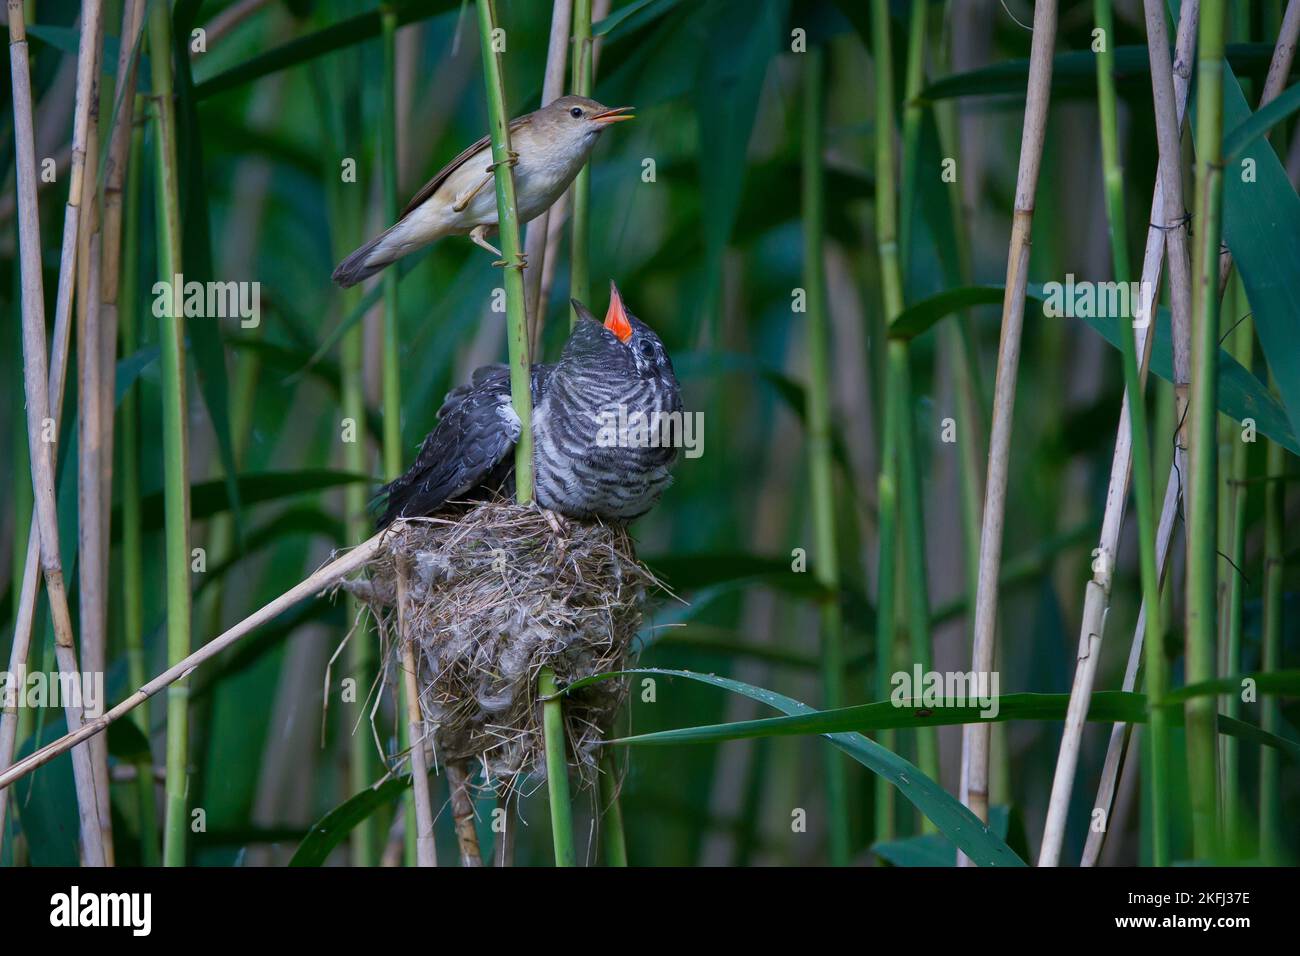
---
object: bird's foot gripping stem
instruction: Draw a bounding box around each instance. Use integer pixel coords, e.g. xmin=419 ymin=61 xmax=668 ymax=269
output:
xmin=469 ymin=223 xmax=503 ymax=258
xmin=487 ymin=150 xmax=519 ymax=173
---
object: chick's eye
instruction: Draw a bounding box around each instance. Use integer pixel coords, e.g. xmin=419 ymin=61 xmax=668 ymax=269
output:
xmin=638 ymin=340 xmax=655 ymax=359
xmin=569 ymin=107 xmax=583 ymax=118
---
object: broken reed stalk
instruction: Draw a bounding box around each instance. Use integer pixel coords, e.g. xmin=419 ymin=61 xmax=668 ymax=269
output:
xmin=147 ymin=0 xmax=194 ymax=867
xmin=445 ymin=762 xmax=483 ymax=867
xmin=1185 ymin=0 xmax=1228 ymax=862
xmin=567 ymin=0 xmax=593 ymax=328
xmin=118 ymin=103 xmax=159 ymax=866
xmin=880 ymin=0 xmax=940 ymax=811
xmin=801 ymin=45 xmax=849 ymax=866
xmin=538 ymin=666 xmax=576 ymax=866
xmin=959 ymin=0 xmax=1057 ymax=865
xmin=396 ymin=562 xmax=437 ymax=867
xmin=1039 ymin=0 xmax=1198 ymax=868
xmin=0 ymin=531 xmax=391 ymax=793
xmin=524 ymin=0 xmax=573 ymax=350
xmin=2 ymin=0 xmax=107 ymax=868
xmin=477 ymin=0 xmax=534 ymax=502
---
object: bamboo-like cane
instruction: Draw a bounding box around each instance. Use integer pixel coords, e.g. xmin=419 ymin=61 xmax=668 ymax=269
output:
xmin=0 ymin=531 xmax=392 ymax=793
xmin=524 ymin=0 xmax=573 ymax=351
xmin=801 ymin=43 xmax=849 ymax=865
xmin=446 ymin=761 xmax=483 ymax=867
xmin=75 ymin=14 xmax=111 ymax=860
xmin=958 ymin=0 xmax=1057 ymax=866
xmin=2 ymin=0 xmax=107 ymax=868
xmin=1184 ymin=0 xmax=1229 ymax=861
xmin=146 ymin=0 xmax=195 ymax=867
xmin=1038 ymin=0 xmax=1198 ymax=868
xmin=1080 ymin=0 xmax=1299 ymax=866
xmin=538 ymin=666 xmax=576 ymax=865
xmin=476 ymin=0 xmax=534 ymax=502
xmin=396 ymin=560 xmax=438 ymax=867
xmin=882 ymin=0 xmax=940 ymax=814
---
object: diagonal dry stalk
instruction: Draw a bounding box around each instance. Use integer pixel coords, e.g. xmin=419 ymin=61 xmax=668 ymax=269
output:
xmin=524 ymin=0 xmax=573 ymax=351
xmin=396 ymin=559 xmax=438 ymax=867
xmin=958 ymin=0 xmax=1058 ymax=866
xmin=2 ymin=0 xmax=107 ymax=867
xmin=1037 ymin=0 xmax=1199 ymax=867
xmin=1080 ymin=0 xmax=1300 ymax=866
xmin=0 ymin=529 xmax=393 ymax=794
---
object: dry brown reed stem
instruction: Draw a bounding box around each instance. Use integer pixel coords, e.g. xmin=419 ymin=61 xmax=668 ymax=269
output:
xmin=0 ymin=529 xmax=391 ymax=794
xmin=524 ymin=0 xmax=573 ymax=351
xmin=1080 ymin=0 xmax=1300 ymax=865
xmin=1036 ymin=0 xmax=1198 ymax=867
xmin=959 ymin=0 xmax=1057 ymax=865
xmin=397 ymin=559 xmax=438 ymax=867
xmin=446 ymin=761 xmax=484 ymax=866
xmin=75 ymin=1 xmax=111 ymax=864
xmin=3 ymin=0 xmax=107 ymax=867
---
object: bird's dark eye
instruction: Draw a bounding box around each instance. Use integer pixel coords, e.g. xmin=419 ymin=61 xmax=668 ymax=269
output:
xmin=638 ymin=340 xmax=655 ymax=359
xmin=569 ymin=107 xmax=583 ymax=118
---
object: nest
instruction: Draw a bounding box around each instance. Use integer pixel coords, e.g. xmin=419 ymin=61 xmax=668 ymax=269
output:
xmin=342 ymin=501 xmax=656 ymax=793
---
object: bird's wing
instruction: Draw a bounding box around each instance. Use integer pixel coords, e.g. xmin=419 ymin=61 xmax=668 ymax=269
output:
xmin=399 ymin=115 xmax=533 ymax=220
xmin=375 ymin=366 xmax=519 ymax=524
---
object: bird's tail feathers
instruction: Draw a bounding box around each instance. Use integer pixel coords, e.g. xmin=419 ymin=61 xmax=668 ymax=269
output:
xmin=332 ymin=227 xmax=399 ymax=288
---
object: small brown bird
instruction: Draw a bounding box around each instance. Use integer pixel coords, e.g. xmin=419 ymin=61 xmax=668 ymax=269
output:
xmin=332 ymin=95 xmax=633 ymax=287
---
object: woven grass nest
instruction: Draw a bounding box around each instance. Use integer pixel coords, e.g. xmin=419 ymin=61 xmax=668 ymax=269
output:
xmin=342 ymin=500 xmax=659 ymax=793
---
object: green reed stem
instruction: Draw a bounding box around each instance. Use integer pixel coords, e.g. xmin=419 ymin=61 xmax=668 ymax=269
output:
xmin=1259 ymin=440 xmax=1283 ymax=863
xmin=477 ymin=0 xmax=533 ymax=502
xmin=1094 ymin=0 xmax=1131 ymax=287
xmin=599 ymin=751 xmax=628 ymax=866
xmin=801 ymin=46 xmax=850 ymax=866
xmin=538 ymin=666 xmax=575 ymax=866
xmin=148 ymin=0 xmax=192 ymax=867
xmin=119 ymin=101 xmax=158 ymax=865
xmin=1185 ymin=0 xmax=1226 ymax=861
xmin=568 ymin=0 xmax=593 ymax=327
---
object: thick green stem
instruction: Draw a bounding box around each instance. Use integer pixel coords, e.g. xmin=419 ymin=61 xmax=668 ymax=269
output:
xmin=119 ymin=102 xmax=158 ymax=865
xmin=568 ymin=0 xmax=593 ymax=327
xmin=598 ymin=752 xmax=627 ymax=866
xmin=148 ymin=0 xmax=192 ymax=867
xmin=801 ymin=46 xmax=850 ymax=866
xmin=888 ymin=0 xmax=939 ymax=811
xmin=476 ymin=0 xmax=533 ymax=502
xmin=1185 ymin=0 xmax=1226 ymax=862
xmin=538 ymin=667 xmax=575 ymax=866
xmin=380 ymin=6 xmax=402 ymax=481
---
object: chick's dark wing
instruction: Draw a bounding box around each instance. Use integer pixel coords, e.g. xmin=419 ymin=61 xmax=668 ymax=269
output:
xmin=375 ymin=366 xmax=518 ymax=525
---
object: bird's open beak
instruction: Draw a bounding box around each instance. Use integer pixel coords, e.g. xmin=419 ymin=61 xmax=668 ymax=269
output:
xmin=604 ymin=281 xmax=633 ymax=343
xmin=591 ymin=105 xmax=635 ymax=125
